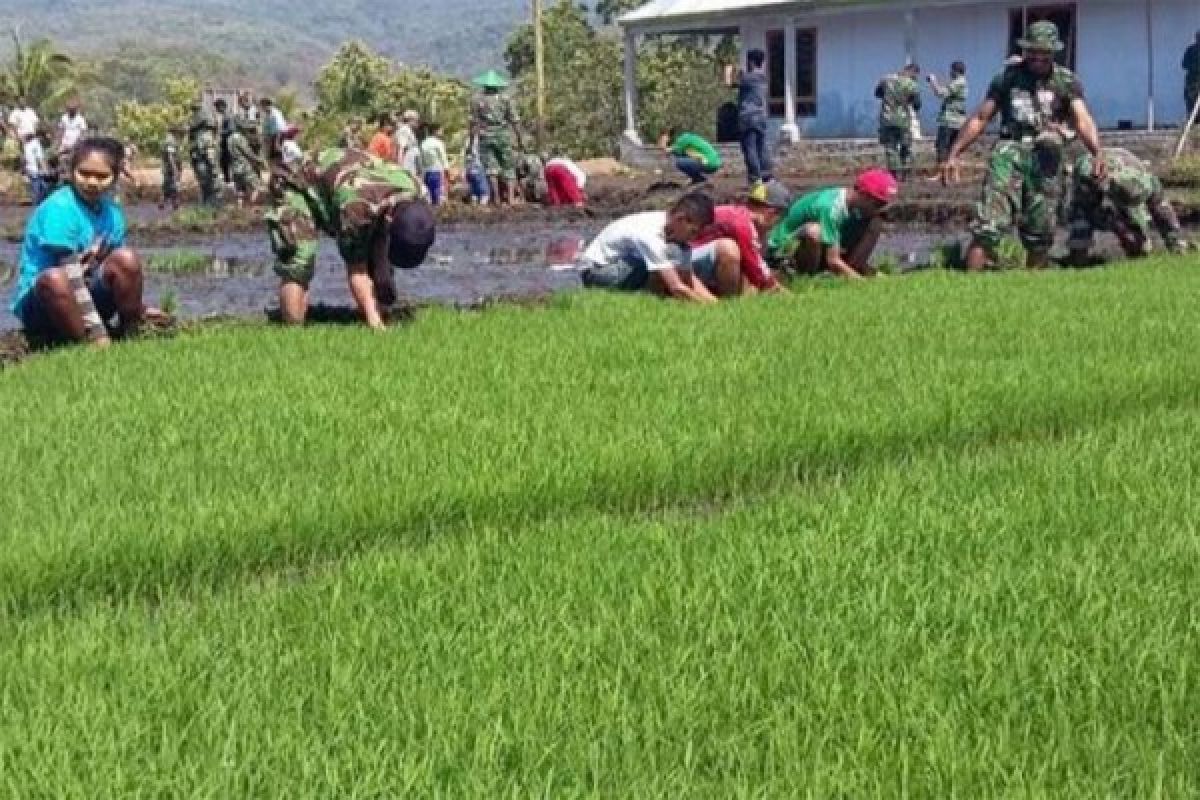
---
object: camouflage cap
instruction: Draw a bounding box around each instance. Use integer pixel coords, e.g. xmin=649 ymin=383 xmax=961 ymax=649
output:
xmin=1018 ymin=20 xmax=1065 ymax=52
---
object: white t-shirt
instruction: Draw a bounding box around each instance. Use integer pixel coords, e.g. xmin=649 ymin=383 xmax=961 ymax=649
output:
xmin=546 ymin=157 xmax=586 ymax=189
xmin=8 ymin=107 xmax=39 ymax=138
xmin=281 ymin=140 xmax=304 ymax=166
xmin=395 ymin=124 xmax=420 ymax=170
xmin=58 ymin=112 xmax=88 ymax=149
xmin=419 ymin=137 xmax=449 ymax=172
xmin=582 ymin=211 xmax=689 ymax=272
xmin=23 ymin=138 xmax=45 ymax=176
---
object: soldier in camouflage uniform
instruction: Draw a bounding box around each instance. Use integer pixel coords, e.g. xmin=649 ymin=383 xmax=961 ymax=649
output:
xmin=928 ymin=61 xmax=968 ymax=165
xmin=1066 ymin=148 xmax=1189 ymax=263
xmin=228 ymin=116 xmax=266 ymax=208
xmin=265 ymin=147 xmax=435 ymax=329
xmin=875 ymin=64 xmax=922 ymax=182
xmin=942 ymin=21 xmax=1107 ymax=270
xmin=339 ymin=117 xmax=365 ymax=150
xmin=160 ymin=124 xmax=183 ymax=210
xmin=517 ymin=151 xmax=547 ymax=204
xmin=187 ymin=101 xmax=221 ymax=206
xmin=471 ymin=69 xmax=524 ymax=205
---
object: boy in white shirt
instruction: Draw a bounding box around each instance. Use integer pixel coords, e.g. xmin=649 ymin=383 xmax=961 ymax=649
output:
xmin=57 ymin=99 xmax=88 ymax=156
xmin=8 ymin=99 xmax=39 ymax=140
xmin=420 ymin=123 xmax=449 ymax=206
xmin=22 ymin=131 xmax=49 ymax=205
xmin=580 ymin=192 xmax=717 ymax=303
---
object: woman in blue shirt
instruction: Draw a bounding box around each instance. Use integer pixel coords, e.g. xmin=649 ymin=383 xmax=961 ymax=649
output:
xmin=11 ymin=136 xmax=156 ymax=347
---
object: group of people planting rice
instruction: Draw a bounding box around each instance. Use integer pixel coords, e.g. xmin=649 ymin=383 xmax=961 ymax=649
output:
xmin=5 ymin=19 xmax=1195 ymax=343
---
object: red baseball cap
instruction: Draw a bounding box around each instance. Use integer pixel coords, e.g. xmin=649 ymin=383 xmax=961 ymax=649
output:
xmin=854 ymin=168 xmax=899 ymax=204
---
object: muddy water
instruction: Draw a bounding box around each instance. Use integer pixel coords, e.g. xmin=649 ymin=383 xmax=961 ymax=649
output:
xmin=0 ymin=225 xmax=604 ymax=330
xmin=0 ymin=223 xmax=962 ymax=330
xmin=0 ymin=220 xmax=1129 ymax=332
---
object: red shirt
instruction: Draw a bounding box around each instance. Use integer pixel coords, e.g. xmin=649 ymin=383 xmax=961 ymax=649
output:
xmin=692 ymin=205 xmax=778 ymax=290
xmin=368 ymin=132 xmax=397 ymax=162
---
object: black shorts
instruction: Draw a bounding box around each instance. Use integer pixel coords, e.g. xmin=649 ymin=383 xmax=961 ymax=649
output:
xmin=15 ymin=268 xmax=117 ymax=341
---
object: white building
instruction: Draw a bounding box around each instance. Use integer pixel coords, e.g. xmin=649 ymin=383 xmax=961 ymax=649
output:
xmin=617 ymin=0 xmax=1199 ymax=142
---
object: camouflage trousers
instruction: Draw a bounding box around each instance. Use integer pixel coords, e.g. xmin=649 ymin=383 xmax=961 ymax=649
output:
xmin=970 ymin=140 xmax=1063 ymax=255
xmin=480 ymin=133 xmax=516 ymax=181
xmin=1068 ymin=181 xmax=1186 ymax=256
xmin=191 ymin=147 xmax=220 ymax=204
xmin=266 ymin=190 xmax=320 ymax=287
xmin=231 ymin=165 xmax=262 ymax=195
xmin=879 ymin=125 xmax=913 ymax=179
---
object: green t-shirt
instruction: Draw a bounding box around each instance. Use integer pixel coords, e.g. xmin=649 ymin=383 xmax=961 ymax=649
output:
xmin=767 ymin=187 xmax=856 ymax=256
xmin=670 ymin=133 xmax=721 ymax=169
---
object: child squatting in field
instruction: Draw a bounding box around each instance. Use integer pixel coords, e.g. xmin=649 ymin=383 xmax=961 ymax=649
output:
xmin=765 ymin=169 xmax=898 ymax=280
xmin=579 ymin=193 xmax=720 ymax=303
xmin=11 ymin=137 xmax=161 ymax=347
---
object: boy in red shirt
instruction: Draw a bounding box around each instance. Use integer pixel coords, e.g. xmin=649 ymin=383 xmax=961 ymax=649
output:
xmin=690 ymin=180 xmax=792 ymax=296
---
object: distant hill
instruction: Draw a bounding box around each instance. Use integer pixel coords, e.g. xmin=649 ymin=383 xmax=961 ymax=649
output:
xmin=0 ymin=0 xmax=531 ymax=85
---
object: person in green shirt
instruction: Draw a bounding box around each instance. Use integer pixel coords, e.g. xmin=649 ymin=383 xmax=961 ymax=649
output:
xmin=766 ymin=168 xmax=898 ymax=280
xmin=660 ymin=128 xmax=722 ymax=185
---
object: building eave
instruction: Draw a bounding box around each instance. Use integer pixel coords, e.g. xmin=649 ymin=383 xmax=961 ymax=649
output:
xmin=618 ymin=0 xmax=1128 ymax=33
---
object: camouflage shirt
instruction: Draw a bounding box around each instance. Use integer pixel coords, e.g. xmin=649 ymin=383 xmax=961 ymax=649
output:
xmin=876 ymin=74 xmax=921 ymax=130
xmin=472 ymin=92 xmax=519 ymax=138
xmin=987 ymin=64 xmax=1083 ymax=141
xmin=936 ymin=75 xmax=969 ymax=128
xmin=272 ymin=147 xmax=419 ymax=239
xmin=160 ymin=133 xmax=181 ymax=177
xmin=1076 ymin=148 xmax=1159 ymax=211
xmin=188 ymin=108 xmax=219 ymax=150
xmin=228 ymin=131 xmax=262 ymax=175
xmin=518 ymin=153 xmax=547 ymax=199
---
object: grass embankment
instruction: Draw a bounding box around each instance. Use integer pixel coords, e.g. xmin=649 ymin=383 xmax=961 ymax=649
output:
xmin=2 ymin=263 xmax=1199 ymax=796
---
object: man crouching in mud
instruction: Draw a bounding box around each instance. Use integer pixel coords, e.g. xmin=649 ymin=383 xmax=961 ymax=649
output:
xmin=266 ymin=146 xmax=436 ymax=329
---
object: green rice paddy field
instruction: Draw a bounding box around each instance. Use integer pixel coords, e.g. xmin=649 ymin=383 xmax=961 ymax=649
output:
xmin=1 ymin=263 xmax=1199 ymax=796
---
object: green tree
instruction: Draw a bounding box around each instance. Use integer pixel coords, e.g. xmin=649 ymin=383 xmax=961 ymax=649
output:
xmin=114 ymin=76 xmax=199 ymax=155
xmin=313 ymin=40 xmax=393 ymax=115
xmin=0 ymin=30 xmax=84 ymax=115
xmin=594 ymin=0 xmax=645 ymax=26
xmin=637 ymin=38 xmax=730 ymax=142
xmin=504 ymin=0 xmax=729 ymax=157
xmin=508 ymin=1 xmax=622 ymax=157
xmin=303 ymin=42 xmax=470 ymax=152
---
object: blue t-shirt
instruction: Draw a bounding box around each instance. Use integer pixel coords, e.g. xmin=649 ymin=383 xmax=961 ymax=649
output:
xmin=11 ymin=186 xmax=127 ymax=312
